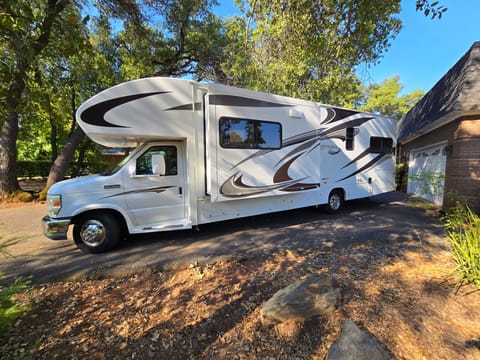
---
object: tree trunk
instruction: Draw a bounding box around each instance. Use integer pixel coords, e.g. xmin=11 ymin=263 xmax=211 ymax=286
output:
xmin=72 ymin=141 xmax=87 ymax=178
xmin=0 ymin=111 xmax=20 ymax=198
xmin=40 ymin=126 xmax=86 ymax=200
xmin=0 ymin=65 xmax=26 ymax=197
xmin=48 ymin=96 xmax=58 ymax=164
xmin=50 ymin=119 xmax=58 ymax=164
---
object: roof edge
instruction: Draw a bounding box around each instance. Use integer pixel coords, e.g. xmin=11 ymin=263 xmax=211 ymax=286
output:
xmin=398 ymin=42 xmax=480 ymax=141
xmin=398 ymin=109 xmax=480 ymax=145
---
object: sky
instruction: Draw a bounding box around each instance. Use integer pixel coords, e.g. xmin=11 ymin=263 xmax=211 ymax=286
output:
xmin=214 ymin=0 xmax=480 ymax=95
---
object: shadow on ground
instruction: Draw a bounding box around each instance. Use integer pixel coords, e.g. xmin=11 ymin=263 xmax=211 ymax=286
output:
xmin=0 ymin=192 xmax=446 ymax=284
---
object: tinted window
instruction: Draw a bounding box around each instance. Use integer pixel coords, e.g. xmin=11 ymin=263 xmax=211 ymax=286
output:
xmin=136 ymin=146 xmax=177 ymax=176
xmin=370 ymin=137 xmax=394 ymax=154
xmin=346 ymin=127 xmax=355 ymax=151
xmin=220 ymin=117 xmax=282 ymax=149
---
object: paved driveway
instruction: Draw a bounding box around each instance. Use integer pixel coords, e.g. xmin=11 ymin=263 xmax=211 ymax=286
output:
xmin=0 ymin=192 xmax=446 ymax=284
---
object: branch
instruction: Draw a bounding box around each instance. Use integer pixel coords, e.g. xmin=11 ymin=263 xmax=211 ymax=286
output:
xmin=32 ymin=0 xmax=70 ymax=56
xmin=245 ymin=0 xmax=257 ymax=46
xmin=415 ymin=0 xmax=448 ymax=19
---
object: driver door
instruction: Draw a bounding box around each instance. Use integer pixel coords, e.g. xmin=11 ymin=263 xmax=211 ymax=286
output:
xmin=123 ymin=143 xmax=186 ymax=227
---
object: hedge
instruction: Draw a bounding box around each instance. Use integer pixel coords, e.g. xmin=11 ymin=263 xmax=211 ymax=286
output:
xmin=17 ymin=161 xmax=51 ymax=178
xmin=17 ymin=160 xmax=110 ymax=179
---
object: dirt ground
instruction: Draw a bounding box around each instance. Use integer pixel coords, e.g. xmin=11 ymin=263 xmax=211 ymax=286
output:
xmin=1 ymin=229 xmax=480 ymax=359
xmin=1 ymin=181 xmax=480 ymax=359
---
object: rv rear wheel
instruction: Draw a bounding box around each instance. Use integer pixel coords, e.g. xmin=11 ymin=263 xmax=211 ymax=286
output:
xmin=73 ymin=213 xmax=121 ymax=254
xmin=326 ymin=190 xmax=344 ymax=214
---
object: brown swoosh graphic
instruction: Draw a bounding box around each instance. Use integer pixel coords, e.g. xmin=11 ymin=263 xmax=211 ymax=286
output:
xmin=220 ymin=173 xmax=303 ymax=198
xmin=102 ymin=186 xmax=175 ymax=199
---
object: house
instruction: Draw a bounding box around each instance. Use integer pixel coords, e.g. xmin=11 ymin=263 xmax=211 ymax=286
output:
xmin=398 ymin=41 xmax=480 ymax=211
xmin=100 ymin=147 xmax=128 ymax=167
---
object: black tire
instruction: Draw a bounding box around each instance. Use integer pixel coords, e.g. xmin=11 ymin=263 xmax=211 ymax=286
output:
xmin=73 ymin=213 xmax=121 ymax=254
xmin=326 ymin=190 xmax=344 ymax=214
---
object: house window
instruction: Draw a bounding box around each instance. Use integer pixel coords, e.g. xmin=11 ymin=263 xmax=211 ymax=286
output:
xmin=370 ymin=137 xmax=394 ymax=154
xmin=220 ymin=117 xmax=282 ymax=149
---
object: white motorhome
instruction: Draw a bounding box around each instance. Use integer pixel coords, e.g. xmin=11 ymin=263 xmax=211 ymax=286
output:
xmin=42 ymin=77 xmax=397 ymax=253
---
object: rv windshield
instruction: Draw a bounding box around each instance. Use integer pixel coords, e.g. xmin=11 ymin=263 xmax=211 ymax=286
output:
xmin=100 ymin=149 xmax=136 ymax=176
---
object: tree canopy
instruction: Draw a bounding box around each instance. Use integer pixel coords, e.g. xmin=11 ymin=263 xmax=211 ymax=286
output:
xmin=359 ymin=75 xmax=425 ymax=120
xmin=221 ymin=0 xmax=402 ymax=106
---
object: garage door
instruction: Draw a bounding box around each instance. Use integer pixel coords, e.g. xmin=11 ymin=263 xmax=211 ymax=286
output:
xmin=407 ymin=142 xmax=447 ymax=205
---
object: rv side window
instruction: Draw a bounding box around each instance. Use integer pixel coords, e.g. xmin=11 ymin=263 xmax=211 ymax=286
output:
xmin=220 ymin=117 xmax=282 ymax=149
xmin=370 ymin=137 xmax=394 ymax=154
xmin=346 ymin=127 xmax=355 ymax=151
xmin=136 ymin=146 xmax=177 ymax=176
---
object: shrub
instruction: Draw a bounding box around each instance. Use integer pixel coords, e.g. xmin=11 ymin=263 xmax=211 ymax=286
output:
xmin=443 ymin=202 xmax=480 ymax=291
xmin=408 ymin=172 xmax=445 ymax=199
xmin=395 ymin=163 xmax=406 ymax=191
xmin=9 ymin=191 xmax=34 ymax=203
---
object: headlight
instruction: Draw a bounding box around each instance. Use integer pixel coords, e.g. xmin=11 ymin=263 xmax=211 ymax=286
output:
xmin=47 ymin=194 xmax=62 ymax=217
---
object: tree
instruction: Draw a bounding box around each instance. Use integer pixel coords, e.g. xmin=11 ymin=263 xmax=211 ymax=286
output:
xmin=38 ymin=7 xmax=152 ymax=198
xmin=0 ymin=0 xmax=70 ymax=198
xmin=221 ymin=0 xmax=402 ymax=106
xmin=145 ymin=0 xmax=228 ymax=80
xmin=19 ymin=6 xmax=91 ymax=163
xmin=38 ymin=0 xmax=227 ymax=196
xmin=0 ymin=0 xmax=146 ymax=198
xmin=359 ymin=75 xmax=424 ymax=120
xmin=222 ymin=0 xmax=447 ymax=105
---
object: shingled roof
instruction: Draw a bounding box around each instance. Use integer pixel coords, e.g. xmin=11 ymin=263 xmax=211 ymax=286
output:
xmin=398 ymin=41 xmax=480 ymax=143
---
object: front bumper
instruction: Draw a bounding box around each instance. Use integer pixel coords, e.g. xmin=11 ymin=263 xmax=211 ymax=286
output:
xmin=42 ymin=216 xmax=71 ymax=240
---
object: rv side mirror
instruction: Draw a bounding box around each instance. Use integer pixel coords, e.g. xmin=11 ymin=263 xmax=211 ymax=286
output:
xmin=152 ymin=154 xmax=166 ymax=176
xmin=128 ymin=165 xmax=136 ymax=178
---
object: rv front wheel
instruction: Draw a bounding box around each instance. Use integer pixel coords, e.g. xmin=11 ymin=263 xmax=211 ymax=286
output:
xmin=73 ymin=213 xmax=121 ymax=254
xmin=326 ymin=190 xmax=344 ymax=214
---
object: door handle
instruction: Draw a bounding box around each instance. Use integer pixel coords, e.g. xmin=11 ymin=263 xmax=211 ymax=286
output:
xmin=179 ymin=186 xmax=183 ymax=195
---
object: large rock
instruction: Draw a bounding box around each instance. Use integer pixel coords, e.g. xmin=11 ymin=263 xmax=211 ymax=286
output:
xmin=260 ymin=274 xmax=339 ymax=326
xmin=326 ymin=320 xmax=393 ymax=360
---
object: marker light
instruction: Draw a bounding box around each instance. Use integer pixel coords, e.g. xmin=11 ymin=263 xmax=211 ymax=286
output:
xmin=47 ymin=194 xmax=62 ymax=217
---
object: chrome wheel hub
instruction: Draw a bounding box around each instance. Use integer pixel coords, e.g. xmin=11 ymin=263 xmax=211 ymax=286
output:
xmin=80 ymin=220 xmax=106 ymax=247
xmin=329 ymin=194 xmax=340 ymax=210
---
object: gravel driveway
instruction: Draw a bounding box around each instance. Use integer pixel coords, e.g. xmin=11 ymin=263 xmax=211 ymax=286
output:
xmin=0 ymin=192 xmax=446 ymax=284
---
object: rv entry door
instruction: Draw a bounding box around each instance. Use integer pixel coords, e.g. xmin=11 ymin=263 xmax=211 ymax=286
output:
xmin=123 ymin=142 xmax=187 ymax=228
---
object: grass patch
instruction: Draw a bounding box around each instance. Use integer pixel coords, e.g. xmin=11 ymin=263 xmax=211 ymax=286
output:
xmin=0 ymin=234 xmax=31 ymax=335
xmin=443 ymin=202 xmax=480 ymax=291
xmin=0 ymin=276 xmax=31 ymax=334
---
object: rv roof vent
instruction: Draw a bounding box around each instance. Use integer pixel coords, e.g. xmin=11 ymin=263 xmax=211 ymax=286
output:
xmin=289 ymin=108 xmax=304 ymax=119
